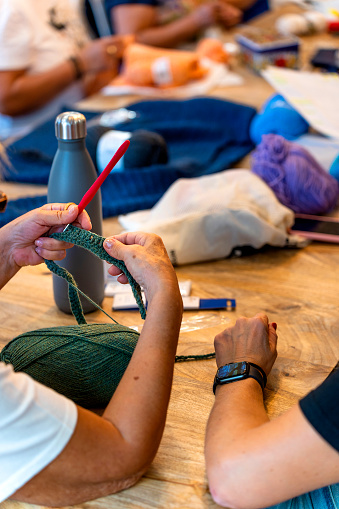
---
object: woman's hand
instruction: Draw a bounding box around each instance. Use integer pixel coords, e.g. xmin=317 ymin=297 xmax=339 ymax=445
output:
xmin=78 ymin=35 xmax=126 ymax=75
xmin=214 ymin=313 xmax=278 ymax=375
xmin=216 ymin=1 xmax=243 ymax=27
xmin=103 ymin=231 xmax=180 ymax=302
xmin=3 ymin=203 xmax=91 ymax=268
xmin=193 ymin=0 xmax=242 ymax=29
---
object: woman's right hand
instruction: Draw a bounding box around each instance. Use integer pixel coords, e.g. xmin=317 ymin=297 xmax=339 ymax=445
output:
xmin=214 ymin=313 xmax=278 ymax=376
xmin=103 ymin=232 xmax=180 ymax=302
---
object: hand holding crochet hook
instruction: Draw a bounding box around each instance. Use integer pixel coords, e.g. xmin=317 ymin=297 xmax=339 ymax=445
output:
xmin=0 ymin=139 xmax=130 ymax=276
xmin=0 ymin=203 xmax=91 ymax=286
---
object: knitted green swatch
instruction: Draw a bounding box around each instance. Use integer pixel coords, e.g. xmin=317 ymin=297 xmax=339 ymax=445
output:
xmin=47 ymin=225 xmax=146 ymax=323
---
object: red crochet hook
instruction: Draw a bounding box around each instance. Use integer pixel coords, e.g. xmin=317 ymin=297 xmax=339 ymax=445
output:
xmin=63 ymin=139 xmax=130 ymax=231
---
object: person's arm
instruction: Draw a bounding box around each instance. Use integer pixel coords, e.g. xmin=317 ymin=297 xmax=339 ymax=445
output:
xmin=0 ymin=203 xmax=91 ymax=289
xmin=0 ymin=36 xmax=124 ymax=116
xmin=205 ymin=314 xmax=339 ymax=509
xmin=0 ymin=64 xmax=81 ymax=116
xmin=11 ymin=231 xmax=183 ymax=506
xmin=112 ymin=2 xmax=242 ymax=48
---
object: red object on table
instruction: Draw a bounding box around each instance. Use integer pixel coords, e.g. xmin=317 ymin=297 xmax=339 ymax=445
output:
xmin=328 ymin=21 xmax=339 ymax=32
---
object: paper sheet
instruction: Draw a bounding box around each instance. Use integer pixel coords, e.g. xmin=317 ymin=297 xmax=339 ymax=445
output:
xmin=102 ymin=61 xmax=243 ymax=98
xmin=262 ymin=66 xmax=339 ymax=140
xmin=295 ymin=134 xmax=339 ymax=170
xmin=307 ymin=0 xmax=339 ymax=19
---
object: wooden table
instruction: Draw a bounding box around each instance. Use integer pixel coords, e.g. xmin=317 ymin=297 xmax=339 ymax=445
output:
xmin=1 ymin=5 xmax=339 ymax=508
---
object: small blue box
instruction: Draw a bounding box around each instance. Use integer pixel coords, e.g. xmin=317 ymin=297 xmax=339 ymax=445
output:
xmin=236 ymin=28 xmax=300 ymax=73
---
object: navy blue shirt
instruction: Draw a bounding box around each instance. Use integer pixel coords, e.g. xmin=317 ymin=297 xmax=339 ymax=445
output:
xmin=299 ymin=364 xmax=339 ymax=452
xmin=85 ymin=0 xmax=269 ymax=36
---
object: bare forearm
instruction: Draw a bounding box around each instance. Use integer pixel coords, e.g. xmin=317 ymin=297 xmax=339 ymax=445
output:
xmin=0 ymin=255 xmax=19 ymax=288
xmin=0 ymin=61 xmax=79 ymax=116
xmin=102 ymin=286 xmax=183 ymax=466
xmin=207 ymin=379 xmax=268 ymax=453
xmin=129 ymin=12 xmax=207 ymax=48
xmin=0 ymin=224 xmax=20 ymax=288
xmin=205 ymin=380 xmax=272 ymax=508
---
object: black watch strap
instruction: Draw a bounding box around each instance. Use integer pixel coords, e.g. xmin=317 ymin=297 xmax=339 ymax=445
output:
xmin=248 ymin=362 xmax=267 ymax=388
xmin=213 ymin=362 xmax=266 ymax=394
xmin=246 ymin=364 xmax=265 ymax=392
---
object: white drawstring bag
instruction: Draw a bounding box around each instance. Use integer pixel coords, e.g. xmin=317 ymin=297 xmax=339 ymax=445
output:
xmin=119 ymin=169 xmax=295 ymax=265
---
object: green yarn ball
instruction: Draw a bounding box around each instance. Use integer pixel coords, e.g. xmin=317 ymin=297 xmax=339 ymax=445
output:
xmin=0 ymin=323 xmax=139 ymax=409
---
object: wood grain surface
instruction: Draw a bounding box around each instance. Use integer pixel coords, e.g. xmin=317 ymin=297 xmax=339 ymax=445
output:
xmin=1 ymin=4 xmax=338 ymax=508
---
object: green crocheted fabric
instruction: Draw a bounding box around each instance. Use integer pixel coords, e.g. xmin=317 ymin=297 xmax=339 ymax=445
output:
xmin=47 ymin=225 xmax=146 ymax=323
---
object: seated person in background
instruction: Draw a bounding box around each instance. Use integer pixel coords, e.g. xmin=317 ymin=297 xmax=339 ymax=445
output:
xmin=205 ymin=313 xmax=339 ymax=509
xmin=0 ymin=0 xmax=126 ymax=141
xmin=0 ymin=201 xmax=182 ymax=505
xmin=86 ymin=0 xmax=268 ymax=48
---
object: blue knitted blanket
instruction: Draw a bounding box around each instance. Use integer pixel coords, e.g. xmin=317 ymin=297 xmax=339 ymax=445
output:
xmin=1 ymin=97 xmax=256 ymax=227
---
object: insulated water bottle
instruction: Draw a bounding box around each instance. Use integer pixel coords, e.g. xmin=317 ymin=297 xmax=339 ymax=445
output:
xmin=48 ymin=111 xmax=105 ymax=313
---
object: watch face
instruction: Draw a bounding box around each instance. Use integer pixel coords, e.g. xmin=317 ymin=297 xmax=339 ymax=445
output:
xmin=217 ymin=361 xmax=248 ymax=380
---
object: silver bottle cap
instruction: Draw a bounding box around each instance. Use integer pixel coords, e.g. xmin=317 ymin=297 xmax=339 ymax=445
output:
xmin=55 ymin=111 xmax=87 ymax=140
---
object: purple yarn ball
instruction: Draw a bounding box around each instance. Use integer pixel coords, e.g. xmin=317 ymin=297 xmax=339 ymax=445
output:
xmin=251 ymin=134 xmax=339 ymax=214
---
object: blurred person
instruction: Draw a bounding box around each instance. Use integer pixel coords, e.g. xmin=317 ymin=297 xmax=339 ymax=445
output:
xmin=85 ymin=0 xmax=268 ymax=47
xmin=0 ymin=0 xmax=126 ymax=141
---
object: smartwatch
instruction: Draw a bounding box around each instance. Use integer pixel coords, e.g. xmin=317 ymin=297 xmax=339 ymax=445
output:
xmin=213 ymin=361 xmax=267 ymax=394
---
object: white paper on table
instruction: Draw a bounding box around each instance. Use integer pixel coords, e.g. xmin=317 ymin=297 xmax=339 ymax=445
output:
xmin=295 ymin=134 xmax=339 ymax=170
xmin=262 ymin=66 xmax=339 ymax=140
xmin=306 ymin=0 xmax=339 ymax=19
xmin=101 ymin=61 xmax=243 ymax=98
xmin=105 ymin=279 xmax=192 ymax=297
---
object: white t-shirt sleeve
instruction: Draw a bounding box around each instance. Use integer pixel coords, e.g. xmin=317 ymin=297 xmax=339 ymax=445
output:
xmin=0 ymin=362 xmax=77 ymax=503
xmin=0 ymin=0 xmax=33 ymax=70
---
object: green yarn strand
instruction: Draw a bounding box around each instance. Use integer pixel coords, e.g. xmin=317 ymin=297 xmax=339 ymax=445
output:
xmin=45 ymin=259 xmax=119 ymax=326
xmin=175 ymin=352 xmax=215 ymax=362
xmin=44 ymin=260 xmax=86 ymax=324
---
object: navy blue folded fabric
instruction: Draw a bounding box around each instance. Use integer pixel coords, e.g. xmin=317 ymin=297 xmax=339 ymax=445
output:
xmin=3 ymin=97 xmax=256 ymax=224
xmin=0 ymin=195 xmax=48 ymax=228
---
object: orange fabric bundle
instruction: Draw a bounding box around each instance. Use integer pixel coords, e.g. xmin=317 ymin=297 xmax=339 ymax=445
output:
xmin=196 ymin=38 xmax=229 ymax=64
xmin=121 ymin=43 xmax=208 ymax=88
